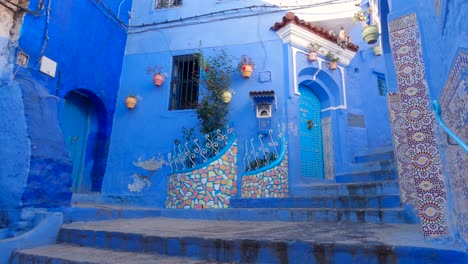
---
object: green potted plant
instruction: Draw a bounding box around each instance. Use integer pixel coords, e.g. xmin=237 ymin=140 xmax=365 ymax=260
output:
xmin=353 ymin=8 xmax=380 ymax=44
xmin=238 ymin=55 xmax=255 ymax=79
xmin=325 ymin=51 xmax=340 ymax=70
xmin=147 ymin=65 xmax=168 ymax=87
xmin=196 ymin=50 xmax=234 ymax=134
xmin=125 ymin=94 xmax=141 ymax=109
xmin=307 ymin=42 xmax=321 ymax=61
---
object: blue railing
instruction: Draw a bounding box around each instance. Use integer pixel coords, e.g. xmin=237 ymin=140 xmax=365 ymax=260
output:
xmin=168 ymin=125 xmax=236 ymax=173
xmin=432 ymin=100 xmax=468 ymax=153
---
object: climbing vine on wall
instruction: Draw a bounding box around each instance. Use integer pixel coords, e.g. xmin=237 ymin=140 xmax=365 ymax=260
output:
xmin=195 ymin=50 xmax=235 ymax=134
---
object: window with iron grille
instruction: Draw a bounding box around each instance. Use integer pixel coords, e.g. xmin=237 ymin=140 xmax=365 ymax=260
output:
xmin=169 ymin=54 xmax=199 ymax=110
xmin=377 ymin=75 xmax=387 ymax=96
xmin=155 ymin=0 xmax=182 ymax=9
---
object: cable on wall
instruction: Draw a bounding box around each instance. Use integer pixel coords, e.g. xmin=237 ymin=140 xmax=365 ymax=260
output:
xmin=0 ymin=0 xmax=45 ymax=16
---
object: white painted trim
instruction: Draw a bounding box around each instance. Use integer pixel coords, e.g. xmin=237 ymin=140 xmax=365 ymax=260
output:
xmin=276 ymin=24 xmax=357 ymax=66
xmin=291 ymin=46 xmax=347 ymax=112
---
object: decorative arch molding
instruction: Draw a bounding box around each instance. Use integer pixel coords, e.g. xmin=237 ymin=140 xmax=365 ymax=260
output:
xmin=292 ymin=47 xmax=347 ymax=112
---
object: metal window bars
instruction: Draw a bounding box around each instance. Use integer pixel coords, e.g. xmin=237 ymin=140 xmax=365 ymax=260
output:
xmin=155 ymin=0 xmax=182 ymax=9
xmin=169 ymin=54 xmax=199 ymax=110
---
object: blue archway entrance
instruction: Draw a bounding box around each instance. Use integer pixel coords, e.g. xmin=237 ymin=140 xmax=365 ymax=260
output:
xmin=299 ymin=85 xmax=324 ymax=179
xmin=60 ymin=91 xmax=99 ymax=193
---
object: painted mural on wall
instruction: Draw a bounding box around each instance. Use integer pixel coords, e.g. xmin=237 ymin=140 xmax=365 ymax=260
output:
xmin=388 ymin=92 xmax=418 ymax=209
xmin=439 ymin=51 xmax=468 ymax=246
xmin=389 ymin=13 xmax=449 ymax=239
xmin=128 ymin=156 xmax=166 ymax=193
xmin=241 ymin=151 xmax=288 ymax=198
xmin=165 ymin=142 xmax=238 ymax=208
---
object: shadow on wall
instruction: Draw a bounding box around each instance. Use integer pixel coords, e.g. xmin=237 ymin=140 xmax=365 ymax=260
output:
xmin=15 ymin=70 xmax=72 ymax=208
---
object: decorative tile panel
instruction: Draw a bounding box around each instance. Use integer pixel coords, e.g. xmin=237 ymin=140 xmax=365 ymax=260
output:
xmin=241 ymin=152 xmax=288 ymax=198
xmin=388 ymin=92 xmax=418 ymax=208
xmin=389 ymin=13 xmax=449 ymax=238
xmin=165 ymin=142 xmax=238 ymax=208
xmin=439 ymin=51 xmax=468 ymax=246
xmin=322 ymin=117 xmax=335 ymax=180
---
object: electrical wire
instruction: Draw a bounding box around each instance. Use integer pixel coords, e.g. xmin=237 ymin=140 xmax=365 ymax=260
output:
xmin=0 ymin=1 xmax=17 ymax=13
xmin=128 ymin=0 xmax=356 ymax=33
xmin=129 ymin=1 xmax=355 ymax=34
xmin=0 ymin=0 xmax=45 ymax=16
xmin=87 ymin=0 xmax=128 ymax=31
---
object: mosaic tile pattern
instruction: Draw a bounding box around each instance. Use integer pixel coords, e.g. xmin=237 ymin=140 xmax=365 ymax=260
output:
xmin=322 ymin=117 xmax=335 ymax=180
xmin=241 ymin=152 xmax=289 ymax=198
xmin=439 ymin=51 xmax=468 ymax=245
xmin=388 ymin=93 xmax=418 ymax=208
xmin=165 ymin=142 xmax=238 ymax=208
xmin=389 ymin=13 xmax=449 ymax=238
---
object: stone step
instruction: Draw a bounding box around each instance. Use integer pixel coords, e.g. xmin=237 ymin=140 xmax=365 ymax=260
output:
xmin=11 ymin=244 xmax=224 ymax=263
xmin=61 ymin=204 xmax=163 ymax=222
xmin=334 ymin=170 xmax=397 ymax=183
xmin=353 ymin=149 xmax=395 ymax=163
xmin=162 ymin=208 xmax=416 ymax=224
xmin=291 ymin=180 xmax=399 ymax=197
xmin=52 ymin=218 xmax=467 ymax=264
xmin=66 ymin=206 xmax=416 ymax=224
xmin=230 ymin=195 xmax=401 ymax=209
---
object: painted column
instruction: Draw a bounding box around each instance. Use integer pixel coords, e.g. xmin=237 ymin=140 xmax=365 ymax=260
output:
xmin=388 ymin=14 xmax=450 ymax=239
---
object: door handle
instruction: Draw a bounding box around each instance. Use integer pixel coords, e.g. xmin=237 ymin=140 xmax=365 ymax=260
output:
xmin=307 ymin=120 xmax=314 ymax=130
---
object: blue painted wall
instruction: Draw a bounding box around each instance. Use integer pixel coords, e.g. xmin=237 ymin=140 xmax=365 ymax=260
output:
xmin=103 ymin=0 xmax=394 ymax=204
xmin=0 ymin=5 xmax=31 ymax=232
xmin=0 ymin=0 xmax=131 ymax=232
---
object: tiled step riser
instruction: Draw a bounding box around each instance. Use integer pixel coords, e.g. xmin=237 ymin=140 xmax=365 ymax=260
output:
xmin=230 ymin=195 xmax=401 ymax=209
xmin=54 ymin=232 xmax=466 ymax=264
xmin=292 ymin=182 xmax=400 ymax=197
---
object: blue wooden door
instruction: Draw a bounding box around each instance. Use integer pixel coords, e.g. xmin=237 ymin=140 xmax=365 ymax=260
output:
xmin=299 ymin=85 xmax=324 ymax=179
xmin=60 ymin=92 xmax=93 ymax=192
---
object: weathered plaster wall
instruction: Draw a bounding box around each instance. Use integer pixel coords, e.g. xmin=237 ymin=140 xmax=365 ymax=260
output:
xmin=13 ymin=0 xmax=131 ymax=207
xmin=166 ymin=142 xmax=238 ymax=208
xmin=0 ymin=3 xmax=30 ymax=230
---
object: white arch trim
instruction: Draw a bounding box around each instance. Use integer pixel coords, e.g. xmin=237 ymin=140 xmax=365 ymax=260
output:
xmin=291 ymin=46 xmax=347 ymax=112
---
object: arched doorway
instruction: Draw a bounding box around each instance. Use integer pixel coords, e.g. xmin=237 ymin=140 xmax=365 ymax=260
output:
xmin=60 ymin=90 xmax=100 ymax=193
xmin=299 ymin=85 xmax=324 ymax=179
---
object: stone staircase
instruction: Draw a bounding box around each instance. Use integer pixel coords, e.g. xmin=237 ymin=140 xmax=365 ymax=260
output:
xmin=10 ymin=215 xmax=467 ymax=263
xmin=9 ymin=151 xmax=468 ymax=263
